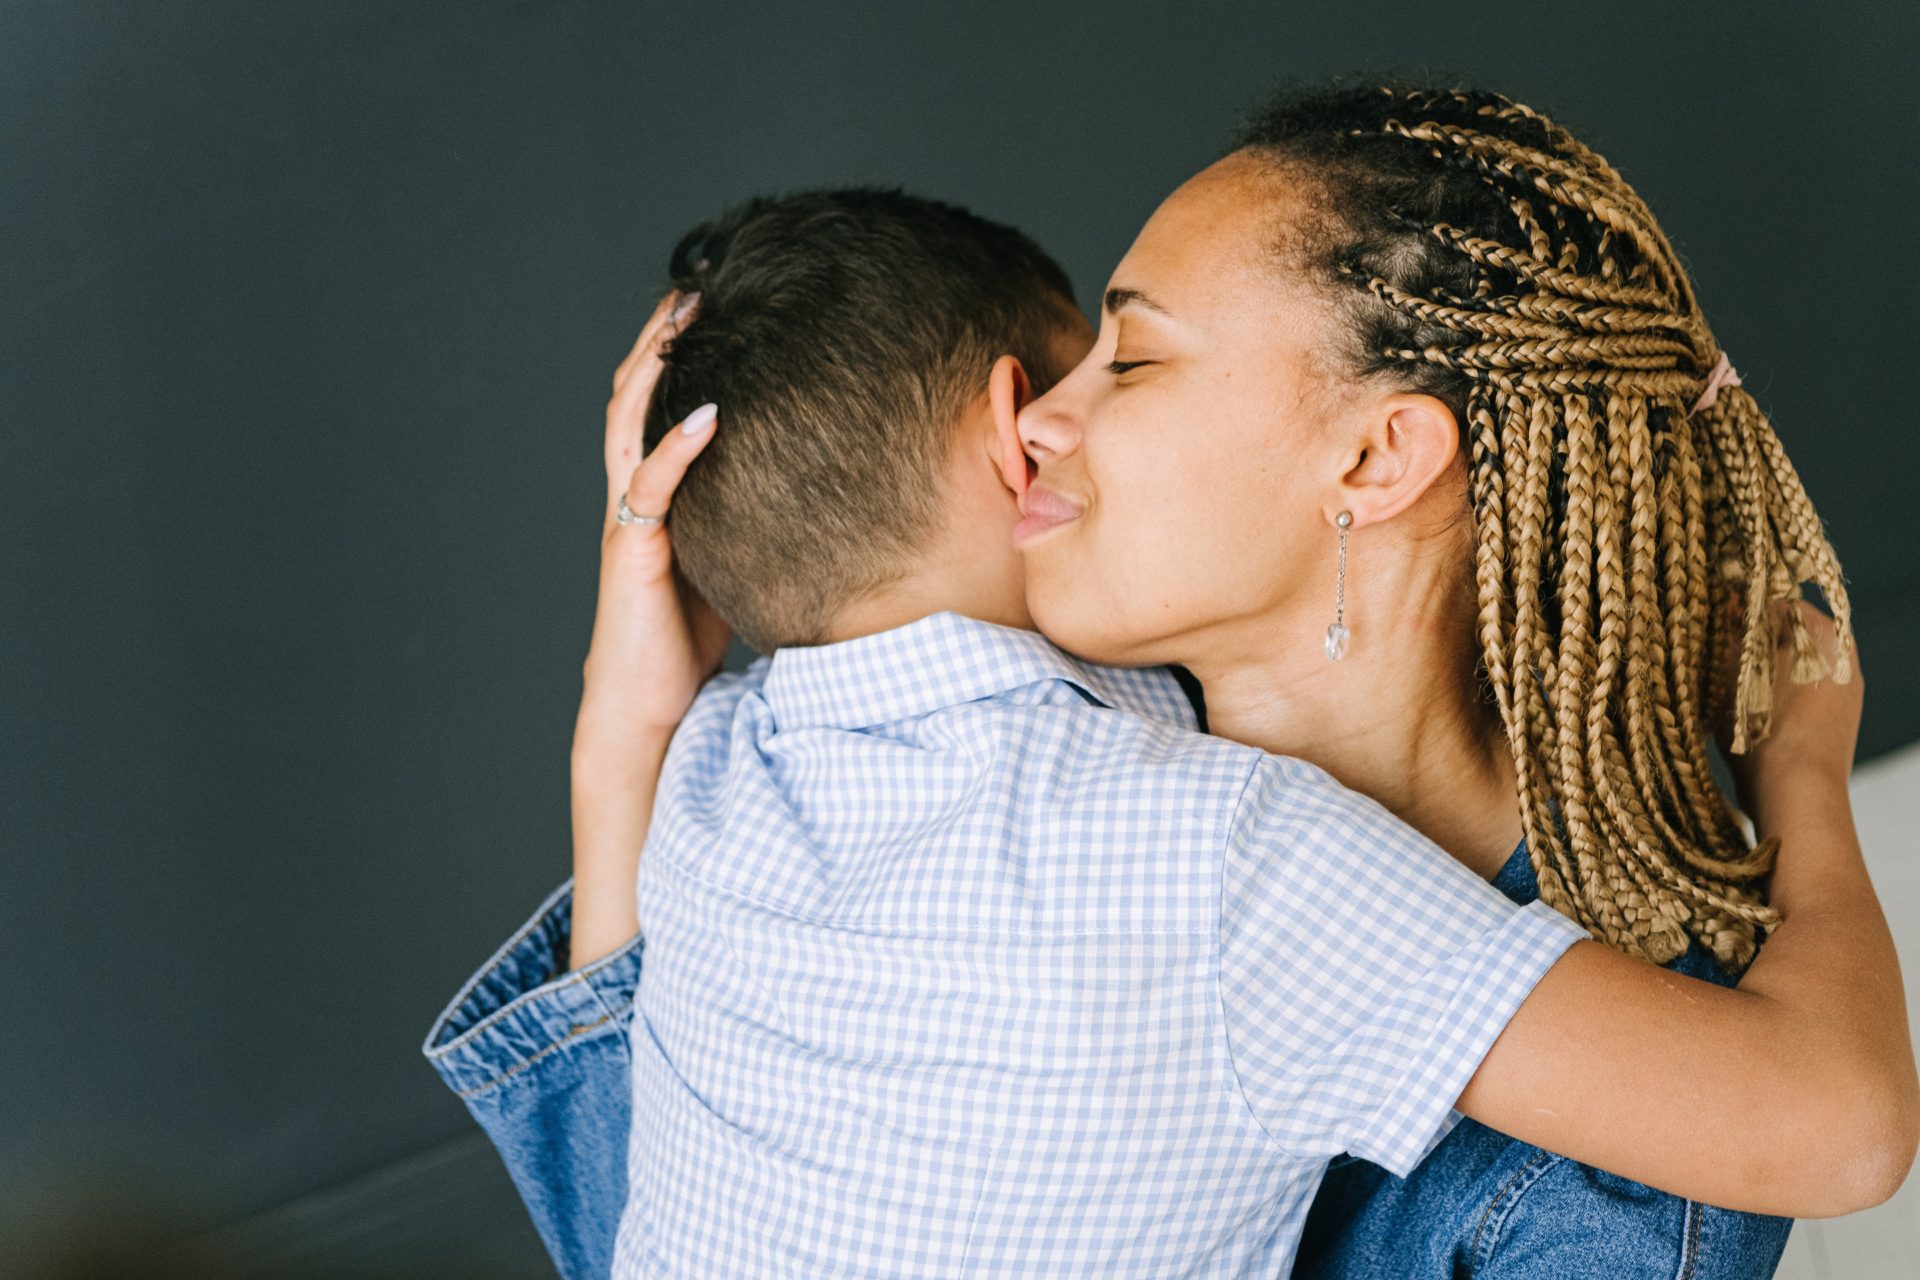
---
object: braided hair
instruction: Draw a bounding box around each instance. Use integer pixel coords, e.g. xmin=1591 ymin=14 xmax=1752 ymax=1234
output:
xmin=1235 ymin=83 xmax=1853 ymax=967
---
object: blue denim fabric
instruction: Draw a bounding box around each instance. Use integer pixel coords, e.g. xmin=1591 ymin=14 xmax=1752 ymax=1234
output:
xmin=422 ymin=879 xmax=638 ymax=1280
xmin=1295 ymin=840 xmax=1793 ymax=1279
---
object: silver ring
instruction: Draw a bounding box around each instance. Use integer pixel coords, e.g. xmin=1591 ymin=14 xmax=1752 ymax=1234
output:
xmin=616 ymin=494 xmax=665 ymax=527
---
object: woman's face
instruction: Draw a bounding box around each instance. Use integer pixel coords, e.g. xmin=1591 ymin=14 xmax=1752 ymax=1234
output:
xmin=1016 ymin=152 xmax=1355 ymax=670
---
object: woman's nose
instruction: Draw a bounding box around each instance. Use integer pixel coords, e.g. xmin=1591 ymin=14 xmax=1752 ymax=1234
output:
xmin=1017 ymin=383 xmax=1084 ymax=464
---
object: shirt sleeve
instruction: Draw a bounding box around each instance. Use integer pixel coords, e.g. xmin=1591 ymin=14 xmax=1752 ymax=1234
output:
xmin=1216 ymin=756 xmax=1588 ymax=1178
xmin=421 ymin=878 xmax=643 ymax=1280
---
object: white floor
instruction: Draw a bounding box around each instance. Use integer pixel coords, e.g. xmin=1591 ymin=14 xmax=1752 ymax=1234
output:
xmin=1776 ymin=741 xmax=1920 ymax=1278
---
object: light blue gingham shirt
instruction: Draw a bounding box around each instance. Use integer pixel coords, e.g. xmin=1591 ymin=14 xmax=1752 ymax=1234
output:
xmin=612 ymin=612 xmax=1586 ymax=1278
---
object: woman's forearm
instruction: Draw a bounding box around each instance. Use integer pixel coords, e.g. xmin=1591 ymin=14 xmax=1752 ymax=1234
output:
xmin=568 ymin=725 xmax=673 ymax=970
xmin=1733 ymin=771 xmax=1919 ymax=1207
xmin=562 ymin=292 xmax=726 ymax=969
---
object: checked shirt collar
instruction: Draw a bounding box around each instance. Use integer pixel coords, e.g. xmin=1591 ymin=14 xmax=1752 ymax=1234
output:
xmin=760 ymin=611 xmax=1198 ymax=733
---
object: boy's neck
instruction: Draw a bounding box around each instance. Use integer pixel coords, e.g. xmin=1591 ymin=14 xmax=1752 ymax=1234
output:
xmin=822 ymin=499 xmax=1033 ymax=643
xmin=824 ymin=577 xmax=1033 ymax=645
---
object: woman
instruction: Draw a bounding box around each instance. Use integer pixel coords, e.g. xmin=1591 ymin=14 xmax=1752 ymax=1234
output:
xmin=1005 ymin=82 xmax=1881 ymax=1276
xmin=568 ymin=83 xmax=1909 ymax=1275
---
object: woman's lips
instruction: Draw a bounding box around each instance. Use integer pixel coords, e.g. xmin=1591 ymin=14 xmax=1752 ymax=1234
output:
xmin=1013 ymin=482 xmax=1084 ymax=547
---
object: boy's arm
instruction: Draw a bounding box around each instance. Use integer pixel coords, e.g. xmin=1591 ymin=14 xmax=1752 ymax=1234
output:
xmin=1457 ymin=611 xmax=1918 ymax=1217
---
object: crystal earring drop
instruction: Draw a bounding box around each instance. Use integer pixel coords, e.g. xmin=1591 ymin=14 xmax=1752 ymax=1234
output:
xmin=1324 ymin=511 xmax=1352 ymax=661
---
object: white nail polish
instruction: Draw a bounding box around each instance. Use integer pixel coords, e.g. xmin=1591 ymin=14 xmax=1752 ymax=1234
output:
xmin=682 ymin=403 xmax=718 ymax=434
xmin=670 ymin=292 xmax=701 ymax=324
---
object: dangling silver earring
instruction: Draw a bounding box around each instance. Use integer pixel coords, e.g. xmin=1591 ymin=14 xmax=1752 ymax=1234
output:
xmin=1324 ymin=511 xmax=1352 ymax=661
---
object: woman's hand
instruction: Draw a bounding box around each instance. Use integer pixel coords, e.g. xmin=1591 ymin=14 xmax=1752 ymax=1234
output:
xmin=569 ymin=291 xmax=729 ymax=969
xmin=1724 ymin=600 xmax=1864 ymax=826
xmin=576 ymin=291 xmax=731 ymax=752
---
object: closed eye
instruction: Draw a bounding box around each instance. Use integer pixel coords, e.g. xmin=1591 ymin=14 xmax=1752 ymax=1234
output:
xmin=1106 ymin=360 xmax=1150 ymax=375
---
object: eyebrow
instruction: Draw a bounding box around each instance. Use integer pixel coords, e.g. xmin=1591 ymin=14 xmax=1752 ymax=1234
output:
xmin=1102 ymin=286 xmax=1171 ymax=317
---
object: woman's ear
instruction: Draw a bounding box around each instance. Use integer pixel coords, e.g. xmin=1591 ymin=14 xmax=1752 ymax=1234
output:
xmin=1335 ymin=392 xmax=1461 ymax=528
xmin=987 ymin=354 xmax=1034 ymax=499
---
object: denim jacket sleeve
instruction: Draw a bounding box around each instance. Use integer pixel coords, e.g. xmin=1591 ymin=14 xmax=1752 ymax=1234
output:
xmin=422 ymin=879 xmax=642 ymax=1280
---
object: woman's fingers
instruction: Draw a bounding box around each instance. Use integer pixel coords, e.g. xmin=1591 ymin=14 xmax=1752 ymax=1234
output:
xmin=612 ymin=291 xmax=686 ymax=394
xmin=580 ymin=400 xmax=726 ymax=735
xmin=613 ymin=289 xmax=701 ymax=396
xmin=610 ymin=402 xmax=718 ymax=534
xmin=604 ymin=291 xmax=702 ymax=508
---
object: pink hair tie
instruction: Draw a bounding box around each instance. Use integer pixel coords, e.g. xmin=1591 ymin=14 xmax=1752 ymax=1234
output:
xmin=1691 ymin=351 xmax=1742 ymax=413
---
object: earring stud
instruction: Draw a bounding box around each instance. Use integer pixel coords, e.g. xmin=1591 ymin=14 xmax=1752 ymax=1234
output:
xmin=1325 ymin=511 xmax=1352 ymax=661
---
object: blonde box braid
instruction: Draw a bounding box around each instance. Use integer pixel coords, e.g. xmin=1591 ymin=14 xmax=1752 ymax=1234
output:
xmin=1237 ymin=84 xmax=1853 ymax=967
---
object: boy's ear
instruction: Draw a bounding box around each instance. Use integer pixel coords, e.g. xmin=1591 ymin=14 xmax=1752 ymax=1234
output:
xmin=987 ymin=354 xmax=1033 ymax=498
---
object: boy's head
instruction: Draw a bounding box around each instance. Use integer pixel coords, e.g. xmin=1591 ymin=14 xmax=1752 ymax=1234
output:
xmin=642 ymin=187 xmax=1087 ymax=653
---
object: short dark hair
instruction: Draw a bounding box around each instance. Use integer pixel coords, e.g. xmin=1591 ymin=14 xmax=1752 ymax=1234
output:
xmin=642 ymin=187 xmax=1082 ymax=653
